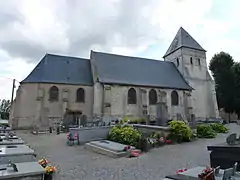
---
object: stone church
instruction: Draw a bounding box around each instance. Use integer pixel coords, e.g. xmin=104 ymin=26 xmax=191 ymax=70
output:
xmin=9 ymin=27 xmax=219 ymax=129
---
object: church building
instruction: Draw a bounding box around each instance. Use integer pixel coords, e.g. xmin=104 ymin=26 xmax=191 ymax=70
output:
xmin=9 ymin=27 xmax=219 ymax=129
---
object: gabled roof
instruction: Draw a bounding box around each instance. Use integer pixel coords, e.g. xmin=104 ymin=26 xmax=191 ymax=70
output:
xmin=91 ymin=51 xmax=192 ymax=90
xmin=163 ymin=27 xmax=206 ymax=58
xmin=21 ymin=54 xmax=93 ymax=86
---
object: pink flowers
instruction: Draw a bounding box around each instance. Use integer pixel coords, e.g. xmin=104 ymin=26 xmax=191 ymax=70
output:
xmin=66 ymin=132 xmax=71 ymax=140
xmin=74 ymin=132 xmax=78 ymax=140
xmin=129 ymin=150 xmax=140 ymax=157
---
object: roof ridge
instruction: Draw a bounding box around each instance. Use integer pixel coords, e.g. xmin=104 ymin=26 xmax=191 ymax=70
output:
xmin=91 ymin=50 xmax=170 ymax=63
xmin=46 ymin=53 xmax=89 ymax=60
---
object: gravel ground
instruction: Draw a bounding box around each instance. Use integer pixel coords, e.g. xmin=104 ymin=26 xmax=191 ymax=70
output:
xmin=17 ymin=123 xmax=239 ymax=180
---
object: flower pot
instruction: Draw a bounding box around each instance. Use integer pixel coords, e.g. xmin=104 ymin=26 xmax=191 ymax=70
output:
xmin=44 ymin=174 xmax=53 ymax=180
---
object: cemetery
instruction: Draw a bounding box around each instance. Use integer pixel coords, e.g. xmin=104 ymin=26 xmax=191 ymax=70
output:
xmin=13 ymin=115 xmax=240 ymax=179
xmin=66 ymin=118 xmax=228 ymax=158
xmin=0 ymin=127 xmax=56 ymax=180
xmin=62 ymin=116 xmax=240 ymax=179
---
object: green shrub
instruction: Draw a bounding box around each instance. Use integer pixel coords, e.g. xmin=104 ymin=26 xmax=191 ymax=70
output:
xmin=138 ymin=118 xmax=146 ymax=124
xmin=129 ymin=119 xmax=139 ymax=124
xmin=120 ymin=116 xmax=130 ymax=124
xmin=136 ymin=136 xmax=151 ymax=152
xmin=107 ymin=126 xmax=141 ymax=146
xmin=211 ymin=123 xmax=228 ymax=133
xmin=129 ymin=118 xmax=146 ymax=124
xmin=197 ymin=124 xmax=216 ymax=138
xmin=168 ymin=120 xmax=192 ymax=143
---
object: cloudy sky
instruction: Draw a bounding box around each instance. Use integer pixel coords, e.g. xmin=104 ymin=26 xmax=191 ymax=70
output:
xmin=0 ymin=0 xmax=239 ymax=99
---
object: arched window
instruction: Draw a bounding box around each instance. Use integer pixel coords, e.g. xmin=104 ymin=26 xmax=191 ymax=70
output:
xmin=190 ymin=57 xmax=193 ymax=65
xmin=149 ymin=89 xmax=157 ymax=105
xmin=49 ymin=86 xmax=59 ymax=101
xmin=76 ymin=88 xmax=85 ymax=102
xmin=198 ymin=58 xmax=201 ymax=66
xmin=176 ymin=58 xmax=179 ymax=67
xmin=171 ymin=90 xmax=179 ymax=106
xmin=128 ymin=88 xmax=137 ymax=104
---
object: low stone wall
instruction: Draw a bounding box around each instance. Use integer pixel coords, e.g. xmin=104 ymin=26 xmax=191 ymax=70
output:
xmin=69 ymin=126 xmax=111 ymax=144
xmin=130 ymin=124 xmax=170 ymax=137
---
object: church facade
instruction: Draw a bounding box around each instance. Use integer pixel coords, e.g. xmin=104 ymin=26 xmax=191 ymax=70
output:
xmin=9 ymin=27 xmax=219 ymax=129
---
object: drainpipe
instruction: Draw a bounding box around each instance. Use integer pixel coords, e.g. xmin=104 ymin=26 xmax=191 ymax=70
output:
xmin=101 ymin=84 xmax=105 ymax=120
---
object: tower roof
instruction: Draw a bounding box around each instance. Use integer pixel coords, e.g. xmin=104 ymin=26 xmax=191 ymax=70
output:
xmin=163 ymin=27 xmax=206 ymax=58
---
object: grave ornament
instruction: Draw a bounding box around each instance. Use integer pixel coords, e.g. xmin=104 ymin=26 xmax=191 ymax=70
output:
xmin=226 ymin=133 xmax=238 ymax=145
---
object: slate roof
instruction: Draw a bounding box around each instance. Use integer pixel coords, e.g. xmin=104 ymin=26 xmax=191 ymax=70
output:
xmin=163 ymin=27 xmax=206 ymax=58
xmin=21 ymin=54 xmax=93 ymax=86
xmin=91 ymin=51 xmax=192 ymax=90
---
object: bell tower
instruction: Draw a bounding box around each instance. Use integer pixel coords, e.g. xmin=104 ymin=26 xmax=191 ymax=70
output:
xmin=163 ymin=27 xmax=219 ymax=119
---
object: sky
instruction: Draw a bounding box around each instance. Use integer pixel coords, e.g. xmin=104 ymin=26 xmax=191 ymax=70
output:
xmin=0 ymin=0 xmax=239 ymax=100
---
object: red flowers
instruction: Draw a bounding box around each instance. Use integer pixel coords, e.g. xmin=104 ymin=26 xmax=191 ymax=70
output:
xmin=123 ymin=145 xmax=131 ymax=151
xmin=176 ymin=168 xmax=188 ymax=174
xmin=165 ymin=140 xmax=172 ymax=144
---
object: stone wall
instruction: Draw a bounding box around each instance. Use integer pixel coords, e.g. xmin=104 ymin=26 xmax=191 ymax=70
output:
xmin=97 ymin=84 xmax=189 ymax=121
xmin=130 ymin=124 xmax=170 ymax=137
xmin=69 ymin=126 xmax=111 ymax=143
xmin=10 ymin=83 xmax=93 ymax=129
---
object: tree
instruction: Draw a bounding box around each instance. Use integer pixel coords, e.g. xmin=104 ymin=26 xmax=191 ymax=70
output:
xmin=0 ymin=99 xmax=11 ymax=119
xmin=232 ymin=63 xmax=240 ymax=118
xmin=209 ymin=52 xmax=235 ymax=118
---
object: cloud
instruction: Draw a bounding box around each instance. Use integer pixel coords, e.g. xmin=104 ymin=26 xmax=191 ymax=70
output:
xmin=0 ymin=0 xmax=161 ymax=61
xmin=1 ymin=0 xmax=240 ymax=99
xmin=0 ymin=49 xmax=35 ymax=99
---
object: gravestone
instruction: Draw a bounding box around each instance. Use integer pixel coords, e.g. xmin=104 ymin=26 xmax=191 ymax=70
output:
xmin=0 ymin=145 xmax=36 ymax=164
xmin=189 ymin=114 xmax=196 ymax=128
xmin=80 ymin=115 xmax=87 ymax=127
xmin=0 ymin=162 xmax=45 ymax=180
xmin=208 ymin=134 xmax=240 ymax=170
xmin=176 ymin=113 xmax=183 ymax=121
xmin=226 ymin=133 xmax=237 ymax=145
xmin=156 ymin=102 xmax=168 ymax=126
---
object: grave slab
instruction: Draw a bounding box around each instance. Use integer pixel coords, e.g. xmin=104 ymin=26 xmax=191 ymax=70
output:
xmin=0 ymin=145 xmax=36 ymax=164
xmin=0 ymin=162 xmax=45 ymax=180
xmin=208 ymin=142 xmax=240 ymax=170
xmin=0 ymin=139 xmax=24 ymax=145
xmin=0 ymin=135 xmax=19 ymax=140
xmin=85 ymin=140 xmax=136 ymax=158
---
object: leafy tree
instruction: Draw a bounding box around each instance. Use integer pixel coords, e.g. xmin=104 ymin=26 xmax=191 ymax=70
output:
xmin=0 ymin=99 xmax=11 ymax=119
xmin=232 ymin=63 xmax=240 ymax=118
xmin=209 ymin=52 xmax=235 ymax=117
